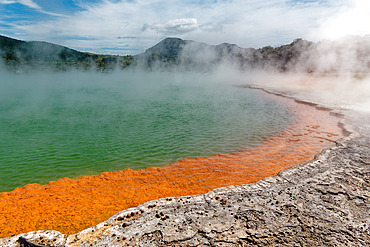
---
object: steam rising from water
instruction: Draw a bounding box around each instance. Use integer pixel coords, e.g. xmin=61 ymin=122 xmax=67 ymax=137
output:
xmin=0 ymin=70 xmax=294 ymax=192
xmin=238 ymin=36 xmax=370 ymax=113
xmin=204 ymin=36 xmax=369 ymax=112
xmin=0 ymin=34 xmax=369 ymax=192
xmin=134 ymin=35 xmax=370 ymax=113
xmin=244 ymin=72 xmax=370 ymax=112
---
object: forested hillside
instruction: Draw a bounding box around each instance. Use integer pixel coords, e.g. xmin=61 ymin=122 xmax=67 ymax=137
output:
xmin=0 ymin=35 xmax=133 ymax=72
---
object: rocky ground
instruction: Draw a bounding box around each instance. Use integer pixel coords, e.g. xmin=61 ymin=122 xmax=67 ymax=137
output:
xmin=1 ymin=87 xmax=369 ymax=247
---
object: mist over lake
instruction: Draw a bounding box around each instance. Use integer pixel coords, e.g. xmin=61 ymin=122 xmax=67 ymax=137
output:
xmin=0 ymin=71 xmax=294 ymax=192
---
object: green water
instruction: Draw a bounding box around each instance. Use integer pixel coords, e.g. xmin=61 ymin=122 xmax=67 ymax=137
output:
xmin=0 ymin=72 xmax=294 ymax=192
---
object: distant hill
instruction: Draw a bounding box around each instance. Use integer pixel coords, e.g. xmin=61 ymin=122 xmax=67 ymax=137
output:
xmin=134 ymin=38 xmax=241 ymax=69
xmin=135 ymin=36 xmax=370 ymax=74
xmin=136 ymin=37 xmax=189 ymax=59
xmin=0 ymin=35 xmax=133 ymax=72
xmin=1 ymin=34 xmax=369 ymax=74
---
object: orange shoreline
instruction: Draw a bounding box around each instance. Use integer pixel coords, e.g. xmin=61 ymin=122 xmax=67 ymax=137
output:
xmin=0 ymin=90 xmax=345 ymax=237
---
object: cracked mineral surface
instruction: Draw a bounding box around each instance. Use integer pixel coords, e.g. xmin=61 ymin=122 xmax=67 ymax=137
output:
xmin=1 ymin=86 xmax=369 ymax=246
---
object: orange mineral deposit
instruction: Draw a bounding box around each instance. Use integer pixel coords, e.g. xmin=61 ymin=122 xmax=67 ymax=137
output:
xmin=0 ymin=92 xmax=345 ymax=237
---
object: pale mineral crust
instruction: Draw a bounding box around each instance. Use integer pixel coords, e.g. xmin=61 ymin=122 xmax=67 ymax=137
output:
xmin=1 ymin=90 xmax=369 ymax=247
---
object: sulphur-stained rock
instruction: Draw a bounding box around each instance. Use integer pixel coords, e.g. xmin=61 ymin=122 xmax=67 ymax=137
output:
xmin=1 ymin=93 xmax=369 ymax=246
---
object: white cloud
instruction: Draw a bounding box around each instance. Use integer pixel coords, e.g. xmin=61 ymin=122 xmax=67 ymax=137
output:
xmin=142 ymin=18 xmax=222 ymax=35
xmin=0 ymin=0 xmax=41 ymax=10
xmin=311 ymin=0 xmax=370 ymax=40
xmin=18 ymin=0 xmax=40 ymax=9
xmin=0 ymin=0 xmax=67 ymax=16
xmin=143 ymin=18 xmax=200 ymax=34
xmin=3 ymin=0 xmax=368 ymax=55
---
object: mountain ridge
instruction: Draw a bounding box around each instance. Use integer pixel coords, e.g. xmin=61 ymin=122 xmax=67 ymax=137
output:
xmin=1 ymin=34 xmax=369 ymax=73
xmin=135 ymin=36 xmax=370 ymax=74
xmin=0 ymin=35 xmax=133 ymax=72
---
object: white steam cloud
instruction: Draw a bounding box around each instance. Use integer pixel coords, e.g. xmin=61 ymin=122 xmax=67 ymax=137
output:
xmin=1 ymin=0 xmax=369 ymax=113
xmin=150 ymin=35 xmax=370 ymax=113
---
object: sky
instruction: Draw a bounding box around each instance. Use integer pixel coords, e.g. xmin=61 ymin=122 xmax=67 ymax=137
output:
xmin=0 ymin=0 xmax=369 ymax=55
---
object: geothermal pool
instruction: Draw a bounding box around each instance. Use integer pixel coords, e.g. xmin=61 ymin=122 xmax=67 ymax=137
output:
xmin=0 ymin=72 xmax=345 ymax=237
xmin=0 ymin=72 xmax=294 ymax=192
